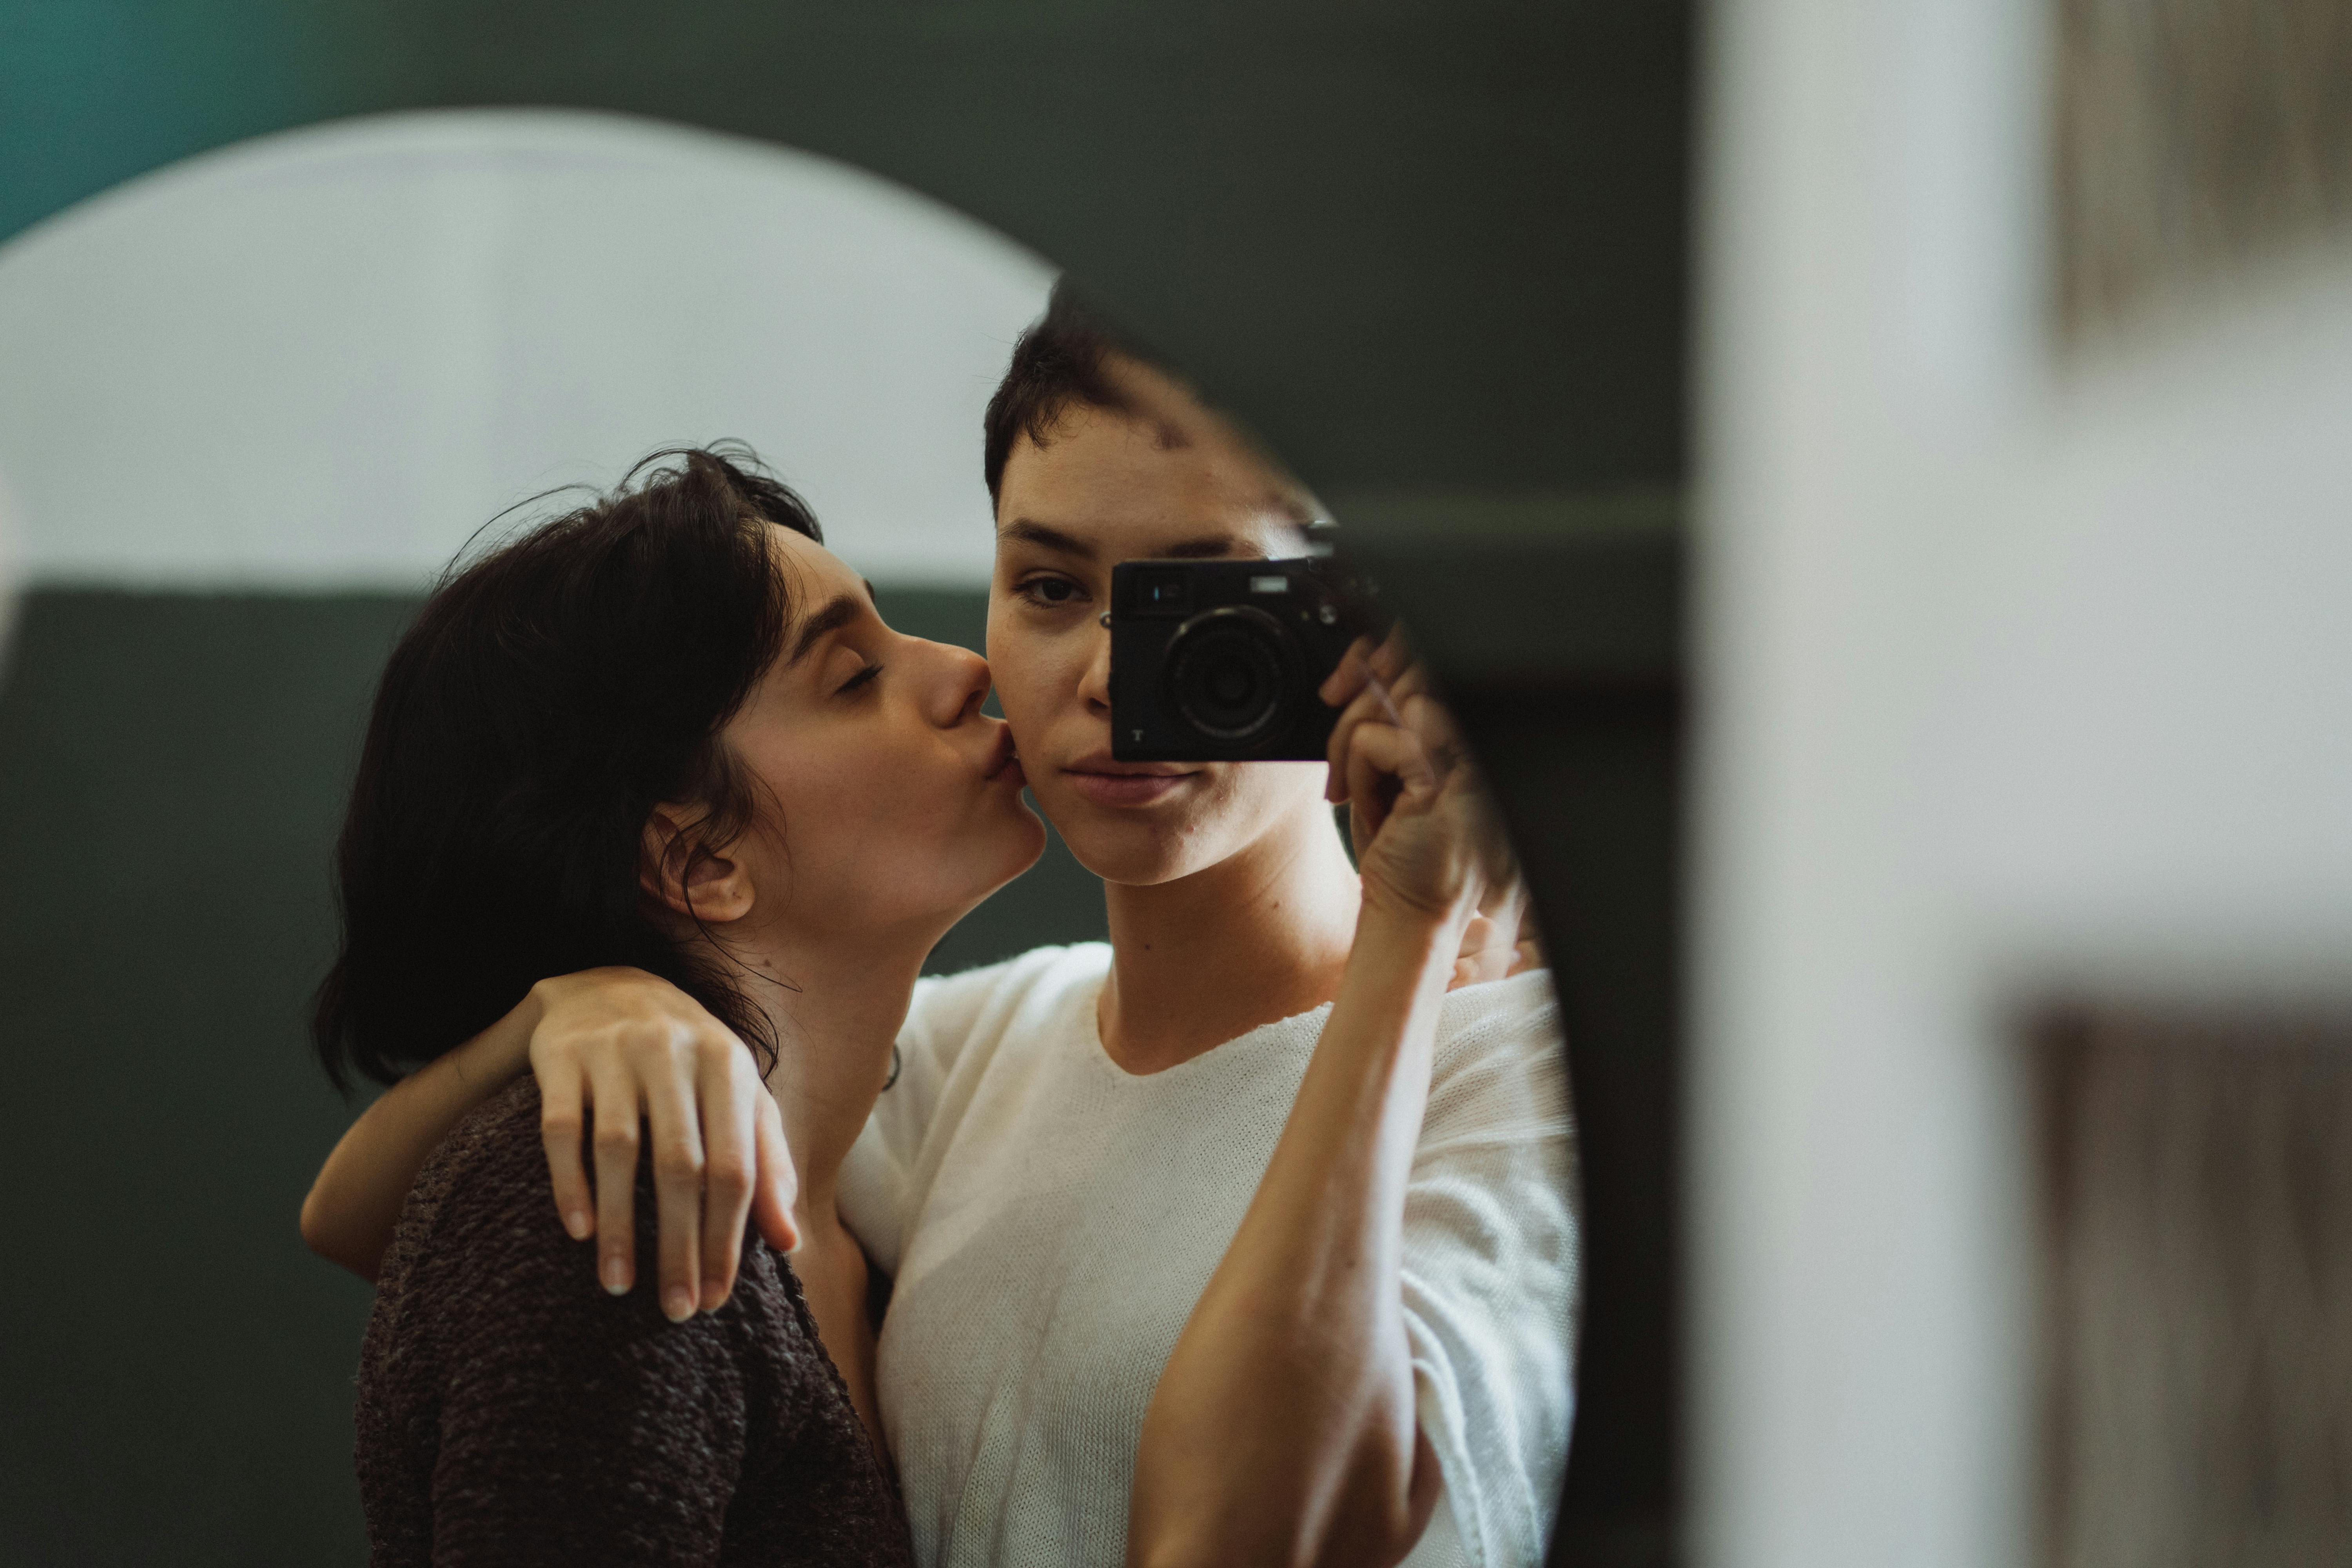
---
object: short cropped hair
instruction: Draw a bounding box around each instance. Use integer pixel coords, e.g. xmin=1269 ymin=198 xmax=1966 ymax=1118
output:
xmin=981 ymin=280 xmax=1325 ymax=532
xmin=982 ymin=279 xmax=1160 ymax=507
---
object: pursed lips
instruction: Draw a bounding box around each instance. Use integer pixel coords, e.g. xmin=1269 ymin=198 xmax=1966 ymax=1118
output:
xmin=981 ymin=727 xmax=1024 ymax=783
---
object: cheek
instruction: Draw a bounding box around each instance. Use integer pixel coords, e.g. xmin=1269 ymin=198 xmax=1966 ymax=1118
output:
xmin=762 ymin=735 xmax=993 ymax=900
xmin=757 ymin=743 xmax=917 ymax=868
xmin=831 ymin=740 xmax=951 ymax=826
xmin=1192 ymin=759 xmax=1325 ymax=837
xmin=984 ymin=624 xmax=1058 ymax=732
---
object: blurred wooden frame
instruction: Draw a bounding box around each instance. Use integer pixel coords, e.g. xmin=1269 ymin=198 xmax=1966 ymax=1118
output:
xmin=2030 ymin=1005 xmax=2352 ymax=1568
xmin=2054 ymin=0 xmax=2352 ymax=339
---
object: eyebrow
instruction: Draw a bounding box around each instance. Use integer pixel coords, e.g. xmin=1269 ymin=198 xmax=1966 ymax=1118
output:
xmin=997 ymin=520 xmax=1095 ymax=559
xmin=788 ymin=593 xmax=865 ymax=667
xmin=997 ymin=519 xmax=1258 ymax=562
xmin=1160 ymin=534 xmax=1256 ymax=560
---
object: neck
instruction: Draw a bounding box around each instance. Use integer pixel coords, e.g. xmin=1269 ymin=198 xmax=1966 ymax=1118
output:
xmin=1099 ymin=799 xmax=1362 ymax=1074
xmin=713 ymin=918 xmax=934 ymax=1239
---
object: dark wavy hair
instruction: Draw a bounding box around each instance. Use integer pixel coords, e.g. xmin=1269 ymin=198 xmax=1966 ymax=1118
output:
xmin=311 ymin=445 xmax=819 ymax=1093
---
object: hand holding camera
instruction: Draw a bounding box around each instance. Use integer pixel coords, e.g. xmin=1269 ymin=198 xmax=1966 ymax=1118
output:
xmin=1316 ymin=626 xmax=1519 ymax=943
xmin=1108 ymin=554 xmax=1383 ymax=762
xmin=1107 ymin=554 xmax=1534 ymax=977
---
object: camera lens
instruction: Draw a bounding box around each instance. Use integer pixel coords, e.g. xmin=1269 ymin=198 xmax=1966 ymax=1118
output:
xmin=1167 ymin=607 xmax=1291 ymax=744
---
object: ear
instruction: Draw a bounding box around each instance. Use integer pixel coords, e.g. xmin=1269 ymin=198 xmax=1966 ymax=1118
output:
xmin=639 ymin=805 xmax=756 ymax=924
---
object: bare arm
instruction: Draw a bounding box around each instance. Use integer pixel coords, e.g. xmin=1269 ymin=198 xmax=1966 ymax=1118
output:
xmin=1130 ymin=906 xmax=1455 ymax=1568
xmin=300 ymin=994 xmax=539 ymax=1280
xmin=1128 ymin=637 xmax=1506 ymax=1568
xmin=299 ymin=971 xmax=797 ymax=1316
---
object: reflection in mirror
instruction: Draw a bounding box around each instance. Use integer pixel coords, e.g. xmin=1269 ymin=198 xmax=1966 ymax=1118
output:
xmin=0 ymin=110 xmax=1574 ymax=1565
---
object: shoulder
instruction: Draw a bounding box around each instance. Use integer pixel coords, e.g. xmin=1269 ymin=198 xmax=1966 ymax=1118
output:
xmin=1423 ymin=967 xmax=1573 ymax=1141
xmin=1437 ymin=964 xmax=1560 ymax=1040
xmin=1434 ymin=967 xmax=1565 ymax=1073
xmin=1402 ymin=970 xmax=1581 ymax=1568
xmin=902 ymin=942 xmax=1109 ymax=1056
xmin=378 ymin=1077 xmax=810 ymax=1367
xmin=384 ymin=1077 xmax=561 ymax=1273
xmin=423 ymin=1076 xmax=559 ymax=1200
xmin=443 ymin=1073 xmax=550 ymax=1161
xmin=845 ymin=945 xmax=1109 ymax=1266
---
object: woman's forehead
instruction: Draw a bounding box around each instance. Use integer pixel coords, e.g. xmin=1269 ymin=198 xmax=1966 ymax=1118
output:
xmin=996 ymin=402 xmax=1311 ymax=559
xmin=767 ymin=522 xmax=855 ymax=582
xmin=998 ymin=508 xmax=1298 ymax=564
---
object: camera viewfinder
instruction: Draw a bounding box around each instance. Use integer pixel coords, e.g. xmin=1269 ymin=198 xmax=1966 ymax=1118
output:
xmin=1131 ymin=567 xmax=1191 ymax=615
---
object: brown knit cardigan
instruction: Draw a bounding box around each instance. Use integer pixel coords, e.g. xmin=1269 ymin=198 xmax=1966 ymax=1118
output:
xmin=355 ymin=1078 xmax=913 ymax=1567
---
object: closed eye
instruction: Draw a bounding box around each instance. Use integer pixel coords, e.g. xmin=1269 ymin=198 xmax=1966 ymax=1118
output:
xmin=837 ymin=662 xmax=883 ymax=696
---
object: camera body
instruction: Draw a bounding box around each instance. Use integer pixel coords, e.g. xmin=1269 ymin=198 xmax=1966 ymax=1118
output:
xmin=1110 ymin=555 xmax=1385 ymax=762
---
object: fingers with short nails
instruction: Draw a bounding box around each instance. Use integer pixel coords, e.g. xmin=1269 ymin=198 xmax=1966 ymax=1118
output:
xmin=1325 ymin=680 xmax=1385 ymax=808
xmin=1318 ymin=636 xmax=1374 ymax=711
xmin=644 ymin=1054 xmax=706 ymax=1323
xmin=1324 ymin=632 xmax=1436 ymax=808
xmin=589 ymin=1060 xmax=642 ymax=1298
xmin=695 ymin=1044 xmax=759 ymax=1312
xmin=1367 ymin=623 xmax=1412 ymax=688
xmin=537 ymin=1048 xmax=595 ymax=1243
xmin=748 ymin=1091 xmax=801 ymax=1256
xmin=1342 ymin=719 xmax=1443 ymax=849
xmin=1320 ymin=639 xmax=1376 ymax=804
xmin=525 ymin=968 xmax=796 ymax=1318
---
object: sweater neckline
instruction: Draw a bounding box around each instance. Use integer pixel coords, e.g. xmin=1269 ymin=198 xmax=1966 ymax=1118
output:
xmin=1080 ymin=963 xmax=1337 ymax=1083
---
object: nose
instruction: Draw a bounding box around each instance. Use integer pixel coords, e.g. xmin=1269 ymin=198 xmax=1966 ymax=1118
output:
xmin=1078 ymin=613 xmax=1112 ymax=717
xmin=916 ymin=637 xmax=992 ymax=728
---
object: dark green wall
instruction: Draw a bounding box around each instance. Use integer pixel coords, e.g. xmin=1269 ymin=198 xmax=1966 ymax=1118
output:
xmin=0 ymin=0 xmax=1686 ymax=499
xmin=0 ymin=585 xmax=1098 ymax=1565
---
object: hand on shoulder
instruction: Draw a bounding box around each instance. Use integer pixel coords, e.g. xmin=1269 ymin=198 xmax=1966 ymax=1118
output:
xmin=526 ymin=967 xmax=799 ymax=1322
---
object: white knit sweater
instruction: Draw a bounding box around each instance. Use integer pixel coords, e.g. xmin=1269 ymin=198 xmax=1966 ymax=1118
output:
xmin=839 ymin=944 xmax=1579 ymax=1568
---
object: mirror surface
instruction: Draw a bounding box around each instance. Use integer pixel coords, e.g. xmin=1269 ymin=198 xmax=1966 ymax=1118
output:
xmin=0 ymin=109 xmax=1083 ymax=1557
xmin=0 ymin=108 xmax=1572 ymax=1566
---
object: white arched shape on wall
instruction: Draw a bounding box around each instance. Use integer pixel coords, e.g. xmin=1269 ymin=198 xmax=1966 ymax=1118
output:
xmin=0 ymin=109 xmax=1055 ymax=590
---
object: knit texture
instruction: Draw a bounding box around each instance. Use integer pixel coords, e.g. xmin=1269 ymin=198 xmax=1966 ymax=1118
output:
xmin=841 ymin=944 xmax=1578 ymax=1568
xmin=357 ymin=1078 xmax=913 ymax=1568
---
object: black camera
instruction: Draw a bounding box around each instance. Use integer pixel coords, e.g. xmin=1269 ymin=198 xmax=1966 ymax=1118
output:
xmin=1109 ymin=556 xmax=1385 ymax=762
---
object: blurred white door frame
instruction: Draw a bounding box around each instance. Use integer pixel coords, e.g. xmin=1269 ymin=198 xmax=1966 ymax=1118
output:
xmin=1693 ymin=0 xmax=2352 ymax=1562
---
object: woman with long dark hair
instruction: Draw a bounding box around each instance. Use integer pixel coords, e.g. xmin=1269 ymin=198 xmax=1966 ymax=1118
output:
xmin=315 ymin=447 xmax=1045 ymax=1563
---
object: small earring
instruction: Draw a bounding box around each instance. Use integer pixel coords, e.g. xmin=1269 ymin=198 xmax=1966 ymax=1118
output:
xmin=1097 ymin=611 xmax=1111 ymax=628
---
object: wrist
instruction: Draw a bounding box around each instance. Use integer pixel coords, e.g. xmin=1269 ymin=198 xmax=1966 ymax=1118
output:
xmin=1356 ymin=883 xmax=1468 ymax=952
xmin=456 ymin=984 xmax=547 ymax=1079
xmin=1348 ymin=894 xmax=1463 ymax=988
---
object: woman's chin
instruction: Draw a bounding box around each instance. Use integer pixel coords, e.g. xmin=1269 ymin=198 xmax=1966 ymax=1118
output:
xmin=1005 ymin=808 xmax=1049 ymax=877
xmin=961 ymin=804 xmax=1051 ymax=907
xmin=1048 ymin=814 xmax=1210 ymax=890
